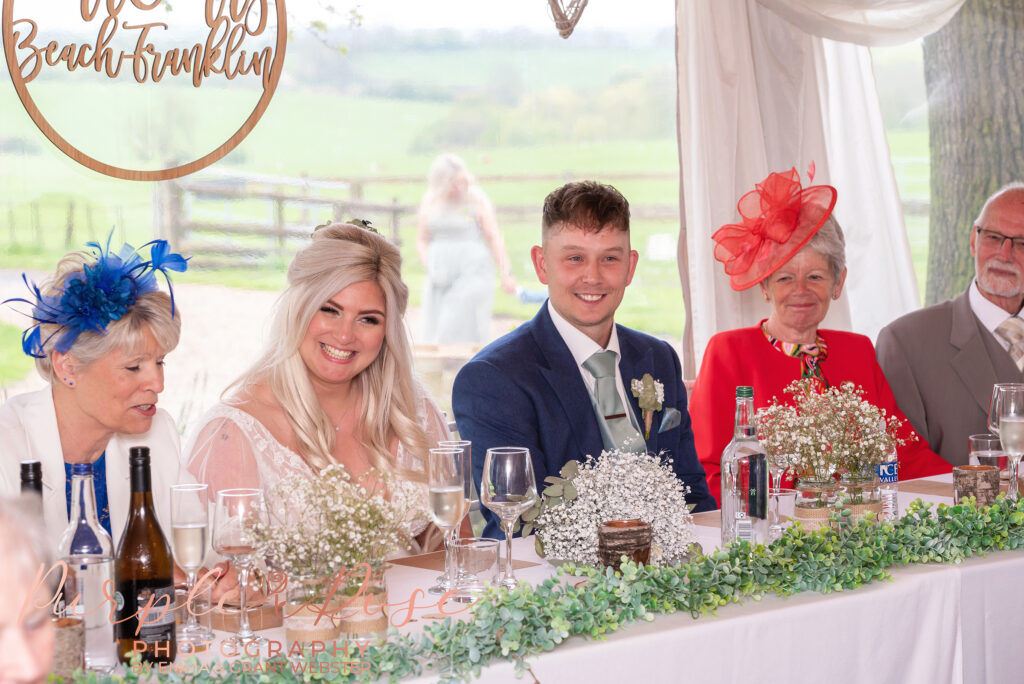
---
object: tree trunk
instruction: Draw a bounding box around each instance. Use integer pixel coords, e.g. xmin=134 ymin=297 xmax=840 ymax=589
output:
xmin=922 ymin=0 xmax=1024 ymax=305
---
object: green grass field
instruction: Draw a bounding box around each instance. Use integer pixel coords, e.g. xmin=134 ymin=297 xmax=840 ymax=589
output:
xmin=0 ymin=45 xmax=932 ymax=387
xmin=0 ymin=322 xmax=33 ymax=388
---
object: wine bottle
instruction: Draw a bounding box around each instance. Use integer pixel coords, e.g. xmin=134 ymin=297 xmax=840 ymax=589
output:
xmin=59 ymin=462 xmax=117 ymax=672
xmin=114 ymin=447 xmax=176 ymax=664
xmin=19 ymin=460 xmax=45 ymax=522
xmin=20 ymin=460 xmax=43 ymax=495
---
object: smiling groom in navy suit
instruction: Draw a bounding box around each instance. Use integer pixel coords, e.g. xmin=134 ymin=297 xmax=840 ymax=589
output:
xmin=452 ymin=180 xmax=714 ymax=537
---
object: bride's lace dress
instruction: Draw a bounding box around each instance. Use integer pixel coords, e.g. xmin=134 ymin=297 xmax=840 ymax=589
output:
xmin=184 ymin=389 xmax=451 ymax=546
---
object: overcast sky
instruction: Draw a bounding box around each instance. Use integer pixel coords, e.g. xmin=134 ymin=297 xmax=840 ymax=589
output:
xmin=14 ymin=1 xmax=674 ymax=33
xmin=347 ymin=1 xmax=674 ymax=31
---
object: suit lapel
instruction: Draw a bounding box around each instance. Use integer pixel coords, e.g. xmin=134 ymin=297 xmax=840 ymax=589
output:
xmin=531 ymin=306 xmax=605 ymax=460
xmin=618 ymin=327 xmax=656 ymax=451
xmin=950 ymin=290 xmax=1000 ymax=415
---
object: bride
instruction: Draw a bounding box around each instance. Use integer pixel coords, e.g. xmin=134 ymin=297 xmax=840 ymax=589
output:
xmin=185 ymin=223 xmax=450 ymax=566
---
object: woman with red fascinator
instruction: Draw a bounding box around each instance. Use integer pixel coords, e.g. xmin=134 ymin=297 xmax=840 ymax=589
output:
xmin=690 ymin=168 xmax=951 ymax=505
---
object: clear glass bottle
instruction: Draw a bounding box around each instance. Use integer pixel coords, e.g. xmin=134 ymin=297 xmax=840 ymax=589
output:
xmin=721 ymin=386 xmax=769 ymax=546
xmin=877 ymin=446 xmax=899 ymax=521
xmin=58 ymin=462 xmax=117 ymax=672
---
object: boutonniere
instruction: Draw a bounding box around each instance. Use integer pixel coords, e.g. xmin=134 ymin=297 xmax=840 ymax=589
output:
xmin=630 ymin=373 xmax=664 ymax=438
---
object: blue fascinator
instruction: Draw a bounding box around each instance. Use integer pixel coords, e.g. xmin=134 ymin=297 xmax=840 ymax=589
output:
xmin=4 ymin=235 xmax=189 ymax=358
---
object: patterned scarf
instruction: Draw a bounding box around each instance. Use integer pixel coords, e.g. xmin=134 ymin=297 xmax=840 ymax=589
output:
xmin=761 ymin=321 xmax=830 ymax=389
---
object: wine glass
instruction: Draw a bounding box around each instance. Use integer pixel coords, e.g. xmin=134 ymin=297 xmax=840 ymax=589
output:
xmin=170 ymin=483 xmax=213 ymax=641
xmin=988 ymin=383 xmax=1024 ymax=434
xmin=755 ymin=408 xmax=793 ymax=493
xmin=426 ymin=447 xmax=471 ymax=600
xmin=991 ymin=384 xmax=1024 ymax=500
xmin=480 ymin=447 xmax=537 ymax=590
xmin=212 ymin=489 xmax=267 ymax=646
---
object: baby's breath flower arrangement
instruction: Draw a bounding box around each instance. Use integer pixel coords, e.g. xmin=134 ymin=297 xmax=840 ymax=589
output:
xmin=757 ymin=380 xmax=912 ymax=480
xmin=521 ymin=449 xmax=695 ymax=566
xmin=251 ymin=464 xmax=427 ymax=578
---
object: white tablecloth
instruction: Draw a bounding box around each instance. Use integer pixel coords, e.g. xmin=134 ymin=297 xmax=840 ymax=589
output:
xmin=182 ymin=476 xmax=1020 ymax=683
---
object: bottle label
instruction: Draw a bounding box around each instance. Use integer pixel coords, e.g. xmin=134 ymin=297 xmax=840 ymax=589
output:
xmin=877 ymin=462 xmax=899 ymax=484
xmin=116 ymin=583 xmax=176 ymax=644
xmin=747 ymin=453 xmax=768 ymax=519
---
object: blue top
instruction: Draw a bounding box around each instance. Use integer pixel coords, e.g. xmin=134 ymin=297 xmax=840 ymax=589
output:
xmin=64 ymin=453 xmax=113 ymax=539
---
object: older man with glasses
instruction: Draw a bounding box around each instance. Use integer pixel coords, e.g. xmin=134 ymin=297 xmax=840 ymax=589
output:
xmin=877 ymin=184 xmax=1024 ymax=466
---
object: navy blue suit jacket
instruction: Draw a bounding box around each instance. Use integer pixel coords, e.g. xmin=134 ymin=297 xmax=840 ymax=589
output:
xmin=452 ymin=303 xmax=714 ymax=538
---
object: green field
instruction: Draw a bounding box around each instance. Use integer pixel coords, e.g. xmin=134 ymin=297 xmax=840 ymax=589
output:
xmin=0 ymin=37 xmax=932 ymax=387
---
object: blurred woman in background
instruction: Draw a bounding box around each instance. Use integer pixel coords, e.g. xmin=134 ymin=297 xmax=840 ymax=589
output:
xmin=417 ymin=153 xmax=516 ymax=345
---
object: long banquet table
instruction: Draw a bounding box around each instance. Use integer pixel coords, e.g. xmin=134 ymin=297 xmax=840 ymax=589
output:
xmin=184 ymin=475 xmax=1021 ymax=683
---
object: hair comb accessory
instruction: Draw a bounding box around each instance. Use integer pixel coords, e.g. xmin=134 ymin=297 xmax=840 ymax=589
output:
xmin=711 ymin=166 xmax=836 ymax=291
xmin=3 ymin=233 xmax=189 ymax=358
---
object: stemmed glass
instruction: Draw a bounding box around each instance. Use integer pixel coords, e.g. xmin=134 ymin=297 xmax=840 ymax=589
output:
xmin=170 ymin=483 xmax=213 ymax=641
xmin=989 ymin=384 xmax=1024 ymax=500
xmin=426 ymin=446 xmax=471 ymax=600
xmin=212 ymin=489 xmax=267 ymax=646
xmin=756 ymin=408 xmax=794 ymax=538
xmin=481 ymin=447 xmax=537 ymax=589
xmin=988 ymin=383 xmax=1024 ymax=433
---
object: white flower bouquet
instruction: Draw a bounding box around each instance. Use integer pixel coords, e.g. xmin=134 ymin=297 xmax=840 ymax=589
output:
xmin=251 ymin=464 xmax=427 ymax=578
xmin=756 ymin=380 xmax=911 ymax=481
xmin=522 ymin=449 xmax=696 ymax=566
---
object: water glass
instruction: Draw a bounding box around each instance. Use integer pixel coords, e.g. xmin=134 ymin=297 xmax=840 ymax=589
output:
xmin=768 ymin=488 xmax=797 ymax=543
xmin=453 ymin=538 xmax=500 ymax=596
xmin=968 ymin=434 xmax=1007 ymax=473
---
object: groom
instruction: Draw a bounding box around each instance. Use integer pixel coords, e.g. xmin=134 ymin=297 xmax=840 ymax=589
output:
xmin=452 ymin=180 xmax=713 ymax=538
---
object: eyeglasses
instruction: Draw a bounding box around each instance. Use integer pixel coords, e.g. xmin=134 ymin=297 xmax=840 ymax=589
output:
xmin=976 ymin=226 xmax=1024 ymax=254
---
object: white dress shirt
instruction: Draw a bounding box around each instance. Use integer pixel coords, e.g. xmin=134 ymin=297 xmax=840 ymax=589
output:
xmin=546 ymin=301 xmax=640 ymax=429
xmin=969 ymin=279 xmax=1021 ymax=351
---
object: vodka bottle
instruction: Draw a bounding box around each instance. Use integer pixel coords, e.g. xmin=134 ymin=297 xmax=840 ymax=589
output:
xmin=114 ymin=448 xmax=176 ymax=665
xmin=721 ymin=387 xmax=769 ymax=546
xmin=58 ymin=462 xmax=117 ymax=672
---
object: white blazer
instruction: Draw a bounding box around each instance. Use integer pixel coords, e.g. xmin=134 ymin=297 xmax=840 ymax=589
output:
xmin=0 ymin=386 xmax=186 ymax=554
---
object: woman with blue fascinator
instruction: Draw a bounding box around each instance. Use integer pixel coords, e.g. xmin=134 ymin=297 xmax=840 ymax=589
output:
xmin=0 ymin=237 xmax=188 ymax=550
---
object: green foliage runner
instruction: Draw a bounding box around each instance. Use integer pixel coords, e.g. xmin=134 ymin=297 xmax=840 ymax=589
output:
xmin=71 ymin=497 xmax=1024 ymax=683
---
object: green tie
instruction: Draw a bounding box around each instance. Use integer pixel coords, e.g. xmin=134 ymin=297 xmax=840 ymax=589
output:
xmin=583 ymin=350 xmax=644 ymax=451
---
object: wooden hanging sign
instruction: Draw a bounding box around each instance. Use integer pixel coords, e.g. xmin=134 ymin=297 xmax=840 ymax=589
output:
xmin=1 ymin=0 xmax=287 ymax=181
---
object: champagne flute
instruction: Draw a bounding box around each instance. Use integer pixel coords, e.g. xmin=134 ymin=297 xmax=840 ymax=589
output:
xmin=212 ymin=489 xmax=267 ymax=646
xmin=427 ymin=447 xmax=471 ymax=599
xmin=428 ymin=441 xmax=472 ymax=594
xmin=481 ymin=447 xmax=537 ymax=590
xmin=994 ymin=384 xmax=1024 ymax=500
xmin=170 ymin=483 xmax=213 ymax=641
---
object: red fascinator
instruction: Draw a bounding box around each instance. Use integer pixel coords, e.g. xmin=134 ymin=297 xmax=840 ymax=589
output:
xmin=712 ymin=167 xmax=837 ymax=291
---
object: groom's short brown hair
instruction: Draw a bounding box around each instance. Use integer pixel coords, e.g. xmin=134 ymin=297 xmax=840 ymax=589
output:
xmin=542 ymin=180 xmax=630 ymax=242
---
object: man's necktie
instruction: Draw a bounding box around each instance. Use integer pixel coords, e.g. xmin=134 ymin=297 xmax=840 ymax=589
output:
xmin=996 ymin=316 xmax=1024 ymax=372
xmin=582 ymin=350 xmax=644 ymax=451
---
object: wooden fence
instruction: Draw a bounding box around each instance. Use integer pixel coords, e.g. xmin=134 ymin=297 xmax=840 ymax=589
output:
xmin=154 ymin=170 xmax=684 ymax=267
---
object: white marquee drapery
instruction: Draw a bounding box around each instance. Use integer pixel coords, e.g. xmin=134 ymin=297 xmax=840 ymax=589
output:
xmin=675 ymin=0 xmax=966 ymax=376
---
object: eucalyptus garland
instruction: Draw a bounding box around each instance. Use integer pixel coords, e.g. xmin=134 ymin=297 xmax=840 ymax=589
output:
xmin=67 ymin=497 xmax=1024 ymax=684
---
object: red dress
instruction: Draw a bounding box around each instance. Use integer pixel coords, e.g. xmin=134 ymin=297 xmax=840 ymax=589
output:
xmin=690 ymin=325 xmax=952 ymax=506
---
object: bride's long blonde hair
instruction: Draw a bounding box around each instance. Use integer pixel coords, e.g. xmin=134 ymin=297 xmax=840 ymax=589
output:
xmin=230 ymin=223 xmax=429 ymax=476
